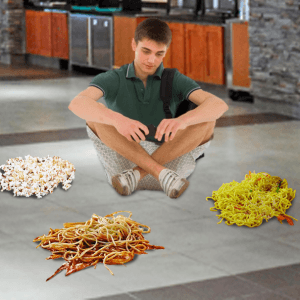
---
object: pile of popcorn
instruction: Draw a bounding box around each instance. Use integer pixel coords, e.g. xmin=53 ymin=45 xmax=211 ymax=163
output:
xmin=0 ymin=155 xmax=76 ymax=198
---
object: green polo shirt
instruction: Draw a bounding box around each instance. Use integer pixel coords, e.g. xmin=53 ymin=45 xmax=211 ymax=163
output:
xmin=89 ymin=61 xmax=201 ymax=142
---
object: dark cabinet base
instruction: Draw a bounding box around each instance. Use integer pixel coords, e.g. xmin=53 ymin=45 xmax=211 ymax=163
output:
xmin=25 ymin=54 xmax=69 ymax=70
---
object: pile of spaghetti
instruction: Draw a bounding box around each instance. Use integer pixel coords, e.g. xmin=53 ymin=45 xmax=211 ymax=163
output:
xmin=33 ymin=211 xmax=164 ymax=281
xmin=206 ymin=171 xmax=297 ymax=227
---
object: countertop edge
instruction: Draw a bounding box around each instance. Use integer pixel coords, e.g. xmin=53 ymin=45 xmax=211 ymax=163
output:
xmin=24 ymin=6 xmax=229 ymax=26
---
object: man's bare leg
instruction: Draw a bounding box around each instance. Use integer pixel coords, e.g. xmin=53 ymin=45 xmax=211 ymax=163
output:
xmin=133 ymin=120 xmax=216 ymax=180
xmin=87 ymin=120 xmax=216 ymax=181
xmin=86 ymin=121 xmax=165 ymax=181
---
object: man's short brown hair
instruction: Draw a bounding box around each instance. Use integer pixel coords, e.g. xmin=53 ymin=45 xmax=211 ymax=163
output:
xmin=134 ymin=18 xmax=172 ymax=48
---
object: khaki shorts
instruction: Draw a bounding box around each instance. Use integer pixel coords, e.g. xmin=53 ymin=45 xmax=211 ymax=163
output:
xmin=86 ymin=124 xmax=212 ymax=191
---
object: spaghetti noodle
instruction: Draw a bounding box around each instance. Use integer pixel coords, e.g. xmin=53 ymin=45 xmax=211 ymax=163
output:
xmin=206 ymin=171 xmax=297 ymax=227
xmin=33 ymin=211 xmax=164 ymax=281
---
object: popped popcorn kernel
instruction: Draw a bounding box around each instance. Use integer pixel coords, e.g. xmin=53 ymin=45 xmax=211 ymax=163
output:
xmin=0 ymin=155 xmax=76 ymax=198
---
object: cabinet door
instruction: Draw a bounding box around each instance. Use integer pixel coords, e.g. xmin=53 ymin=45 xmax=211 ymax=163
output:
xmin=185 ymin=24 xmax=224 ymax=85
xmin=37 ymin=11 xmax=52 ymax=57
xmin=185 ymin=24 xmax=206 ymax=82
xmin=51 ymin=13 xmax=69 ymax=59
xmin=114 ymin=16 xmax=137 ymax=68
xmin=232 ymin=22 xmax=251 ymax=88
xmin=136 ymin=17 xmax=147 ymax=26
xmin=205 ymin=26 xmax=225 ymax=85
xmin=25 ymin=10 xmax=39 ymax=55
xmin=164 ymin=22 xmax=185 ymax=74
xmin=113 ymin=17 xmax=147 ymax=68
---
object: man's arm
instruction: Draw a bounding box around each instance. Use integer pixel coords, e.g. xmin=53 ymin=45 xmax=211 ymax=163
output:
xmin=68 ymin=86 xmax=123 ymax=126
xmin=178 ymin=89 xmax=229 ymax=126
xmin=68 ymin=86 xmax=149 ymax=142
xmin=155 ymin=89 xmax=228 ymax=142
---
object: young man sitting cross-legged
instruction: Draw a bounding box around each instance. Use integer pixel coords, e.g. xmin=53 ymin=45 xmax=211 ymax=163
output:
xmin=68 ymin=18 xmax=228 ymax=198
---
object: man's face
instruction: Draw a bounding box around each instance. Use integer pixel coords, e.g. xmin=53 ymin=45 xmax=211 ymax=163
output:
xmin=132 ymin=38 xmax=168 ymax=76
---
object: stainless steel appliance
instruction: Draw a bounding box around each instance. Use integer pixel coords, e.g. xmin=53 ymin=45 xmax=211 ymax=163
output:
xmin=69 ymin=13 xmax=113 ymax=70
xmin=169 ymin=0 xmax=238 ymax=18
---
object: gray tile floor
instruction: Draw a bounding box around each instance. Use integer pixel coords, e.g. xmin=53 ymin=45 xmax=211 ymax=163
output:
xmin=0 ymin=73 xmax=300 ymax=300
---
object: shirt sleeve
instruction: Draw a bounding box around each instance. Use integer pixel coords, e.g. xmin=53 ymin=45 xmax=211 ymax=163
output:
xmin=173 ymin=70 xmax=202 ymax=102
xmin=89 ymin=70 xmax=119 ymax=100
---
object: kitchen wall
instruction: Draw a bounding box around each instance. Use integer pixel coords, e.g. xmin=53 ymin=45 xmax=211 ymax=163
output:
xmin=0 ymin=0 xmax=26 ymax=64
xmin=249 ymin=0 xmax=300 ymax=118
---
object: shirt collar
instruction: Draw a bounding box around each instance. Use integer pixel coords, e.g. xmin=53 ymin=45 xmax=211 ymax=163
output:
xmin=126 ymin=61 xmax=164 ymax=80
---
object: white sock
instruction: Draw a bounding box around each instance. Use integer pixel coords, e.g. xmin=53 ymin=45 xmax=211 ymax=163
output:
xmin=158 ymin=168 xmax=169 ymax=182
xmin=133 ymin=169 xmax=141 ymax=182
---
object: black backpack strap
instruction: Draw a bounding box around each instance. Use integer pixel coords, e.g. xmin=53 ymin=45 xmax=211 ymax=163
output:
xmin=160 ymin=68 xmax=177 ymax=119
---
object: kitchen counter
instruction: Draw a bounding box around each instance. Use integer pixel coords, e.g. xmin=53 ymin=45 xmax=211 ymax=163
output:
xmin=24 ymin=4 xmax=118 ymax=16
xmin=160 ymin=15 xmax=227 ymax=26
xmin=24 ymin=5 xmax=229 ymax=25
xmin=24 ymin=3 xmax=70 ymax=11
xmin=114 ymin=11 xmax=227 ymax=25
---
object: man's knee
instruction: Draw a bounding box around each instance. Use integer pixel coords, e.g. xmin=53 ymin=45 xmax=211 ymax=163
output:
xmin=202 ymin=120 xmax=216 ymax=129
xmin=191 ymin=120 xmax=215 ymax=134
xmin=193 ymin=120 xmax=216 ymax=146
xmin=207 ymin=120 xmax=216 ymax=135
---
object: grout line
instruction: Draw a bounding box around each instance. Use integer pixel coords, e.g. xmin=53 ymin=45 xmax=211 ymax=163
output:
xmin=234 ymin=274 xmax=297 ymax=300
xmin=180 ymin=262 xmax=298 ymax=300
xmin=127 ymin=293 xmax=142 ymax=300
xmin=247 ymin=228 xmax=300 ymax=252
xmin=176 ymin=249 xmax=233 ymax=277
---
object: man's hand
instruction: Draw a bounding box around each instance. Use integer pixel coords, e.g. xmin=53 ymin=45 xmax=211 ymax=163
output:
xmin=114 ymin=115 xmax=149 ymax=143
xmin=155 ymin=118 xmax=188 ymax=142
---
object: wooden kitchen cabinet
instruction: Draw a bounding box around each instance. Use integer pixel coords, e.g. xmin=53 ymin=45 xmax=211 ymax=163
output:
xmin=206 ymin=26 xmax=225 ymax=85
xmin=25 ymin=10 xmax=38 ymax=54
xmin=185 ymin=24 xmax=225 ymax=85
xmin=25 ymin=10 xmax=69 ymax=59
xmin=113 ymin=16 xmax=147 ymax=68
xmin=114 ymin=17 xmax=186 ymax=74
xmin=163 ymin=22 xmax=185 ymax=75
xmin=38 ymin=11 xmax=52 ymax=57
xmin=113 ymin=16 xmax=225 ymax=85
xmin=26 ymin=10 xmax=52 ymax=57
xmin=231 ymin=22 xmax=250 ymax=88
xmin=51 ymin=13 xmax=69 ymax=59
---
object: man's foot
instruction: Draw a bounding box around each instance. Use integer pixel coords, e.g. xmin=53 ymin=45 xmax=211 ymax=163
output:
xmin=111 ymin=169 xmax=140 ymax=196
xmin=159 ymin=169 xmax=189 ymax=198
